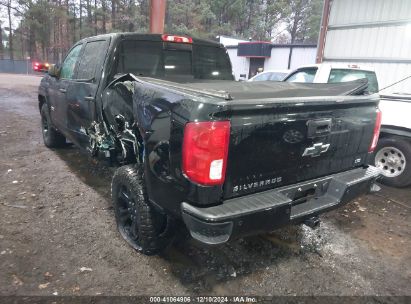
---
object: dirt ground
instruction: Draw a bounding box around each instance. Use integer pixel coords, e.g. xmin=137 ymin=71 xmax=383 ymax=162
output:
xmin=0 ymin=74 xmax=410 ymax=296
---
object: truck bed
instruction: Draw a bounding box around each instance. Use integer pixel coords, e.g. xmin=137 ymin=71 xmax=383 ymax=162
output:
xmin=102 ymin=74 xmax=379 ymax=206
xmin=139 ymin=77 xmax=369 ymax=101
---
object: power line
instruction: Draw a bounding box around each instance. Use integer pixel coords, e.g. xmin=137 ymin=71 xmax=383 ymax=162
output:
xmin=378 ymin=74 xmax=411 ymax=93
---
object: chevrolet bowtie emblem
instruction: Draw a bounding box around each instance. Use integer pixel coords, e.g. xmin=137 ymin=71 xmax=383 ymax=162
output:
xmin=302 ymin=142 xmax=330 ymax=157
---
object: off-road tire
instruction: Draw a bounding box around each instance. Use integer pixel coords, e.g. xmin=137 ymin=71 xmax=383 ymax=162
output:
xmin=111 ymin=165 xmax=174 ymax=255
xmin=40 ymin=104 xmax=66 ymax=148
xmin=373 ymin=136 xmax=411 ymax=188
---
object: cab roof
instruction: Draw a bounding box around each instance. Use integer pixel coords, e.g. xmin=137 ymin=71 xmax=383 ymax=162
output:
xmin=294 ymin=63 xmax=375 ymax=72
xmin=78 ymin=33 xmax=223 ymax=48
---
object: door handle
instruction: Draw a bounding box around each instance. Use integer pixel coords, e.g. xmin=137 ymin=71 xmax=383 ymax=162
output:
xmin=59 ymin=88 xmax=67 ymax=93
xmin=84 ymin=96 xmax=94 ymax=101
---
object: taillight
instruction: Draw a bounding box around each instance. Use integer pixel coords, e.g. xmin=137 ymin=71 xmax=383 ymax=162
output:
xmin=162 ymin=34 xmax=193 ymax=44
xmin=182 ymin=121 xmax=230 ymax=186
xmin=369 ymin=109 xmax=382 ymax=152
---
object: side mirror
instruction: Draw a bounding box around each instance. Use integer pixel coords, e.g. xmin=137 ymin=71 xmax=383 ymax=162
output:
xmin=48 ymin=64 xmax=60 ymax=78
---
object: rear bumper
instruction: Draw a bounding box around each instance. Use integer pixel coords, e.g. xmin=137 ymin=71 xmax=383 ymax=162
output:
xmin=181 ymin=166 xmax=381 ymax=245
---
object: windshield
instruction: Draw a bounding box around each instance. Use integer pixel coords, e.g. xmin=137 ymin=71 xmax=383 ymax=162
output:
xmin=328 ymin=68 xmax=379 ymax=93
xmin=252 ymin=72 xmax=288 ymax=81
xmin=115 ymin=40 xmax=233 ymax=81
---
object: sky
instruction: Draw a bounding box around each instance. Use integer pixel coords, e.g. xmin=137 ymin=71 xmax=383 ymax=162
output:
xmin=0 ymin=2 xmax=22 ymax=36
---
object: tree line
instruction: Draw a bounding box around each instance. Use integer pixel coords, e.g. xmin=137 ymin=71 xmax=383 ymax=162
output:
xmin=0 ymin=0 xmax=322 ymax=62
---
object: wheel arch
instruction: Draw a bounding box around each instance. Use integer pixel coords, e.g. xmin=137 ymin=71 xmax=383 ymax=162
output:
xmin=380 ymin=125 xmax=411 ymax=140
xmin=38 ymin=94 xmax=48 ymax=113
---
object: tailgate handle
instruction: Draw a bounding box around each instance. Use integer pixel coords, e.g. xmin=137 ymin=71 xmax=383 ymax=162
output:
xmin=307 ymin=119 xmax=332 ymax=138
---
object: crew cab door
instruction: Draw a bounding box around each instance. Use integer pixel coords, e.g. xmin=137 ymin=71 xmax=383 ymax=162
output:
xmin=65 ymin=38 xmax=110 ymax=149
xmin=48 ymin=43 xmax=83 ymax=132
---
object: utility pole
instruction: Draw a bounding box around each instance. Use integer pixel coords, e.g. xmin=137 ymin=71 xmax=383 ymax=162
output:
xmin=316 ymin=0 xmax=331 ymax=63
xmin=149 ymin=0 xmax=166 ymax=34
xmin=7 ymin=0 xmax=13 ymax=60
xmin=0 ymin=22 xmax=4 ymax=59
xmin=79 ymin=0 xmax=83 ymax=38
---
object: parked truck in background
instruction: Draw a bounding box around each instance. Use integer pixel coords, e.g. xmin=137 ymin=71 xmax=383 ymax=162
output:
xmin=283 ymin=64 xmax=379 ymax=94
xmin=284 ymin=63 xmax=411 ymax=187
xmin=375 ymin=95 xmax=411 ymax=187
xmin=316 ymin=0 xmax=411 ymax=187
xmin=38 ymin=33 xmax=381 ymax=255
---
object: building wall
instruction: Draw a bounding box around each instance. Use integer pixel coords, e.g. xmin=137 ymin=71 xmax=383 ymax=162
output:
xmin=220 ymin=36 xmax=316 ymax=80
xmin=226 ymin=48 xmax=250 ymax=80
xmin=219 ymin=36 xmax=247 ymax=46
xmin=288 ymin=47 xmax=317 ymax=70
xmin=226 ymin=46 xmax=316 ymax=80
xmin=264 ymin=48 xmax=290 ymax=70
xmin=265 ymin=47 xmax=317 ymax=71
xmin=323 ymin=0 xmax=411 ymax=95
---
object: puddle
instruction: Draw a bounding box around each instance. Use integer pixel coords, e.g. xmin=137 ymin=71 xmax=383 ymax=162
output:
xmin=158 ymin=224 xmax=324 ymax=292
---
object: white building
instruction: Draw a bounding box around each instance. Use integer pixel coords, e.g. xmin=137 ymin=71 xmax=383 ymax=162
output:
xmin=316 ymin=0 xmax=411 ymax=188
xmin=318 ymin=0 xmax=411 ymax=96
xmin=219 ymin=36 xmax=317 ymax=80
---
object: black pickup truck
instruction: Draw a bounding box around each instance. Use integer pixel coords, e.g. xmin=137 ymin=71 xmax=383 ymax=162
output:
xmin=38 ymin=33 xmax=382 ymax=255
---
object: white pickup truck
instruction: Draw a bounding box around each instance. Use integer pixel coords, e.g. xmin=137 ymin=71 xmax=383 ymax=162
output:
xmin=376 ymin=95 xmax=411 ymax=187
xmin=284 ymin=63 xmax=379 ymax=93
xmin=284 ymin=64 xmax=411 ymax=187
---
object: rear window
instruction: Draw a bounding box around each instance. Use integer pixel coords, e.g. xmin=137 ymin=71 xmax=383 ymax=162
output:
xmin=252 ymin=72 xmax=288 ymax=81
xmin=116 ymin=40 xmax=233 ymax=80
xmin=328 ymin=69 xmax=379 ymax=93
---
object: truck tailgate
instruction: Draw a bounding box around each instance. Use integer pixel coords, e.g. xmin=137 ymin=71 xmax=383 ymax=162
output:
xmin=218 ymin=95 xmax=380 ymax=199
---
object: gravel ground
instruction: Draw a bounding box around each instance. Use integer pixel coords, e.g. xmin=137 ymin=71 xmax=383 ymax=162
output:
xmin=0 ymin=74 xmax=410 ymax=296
